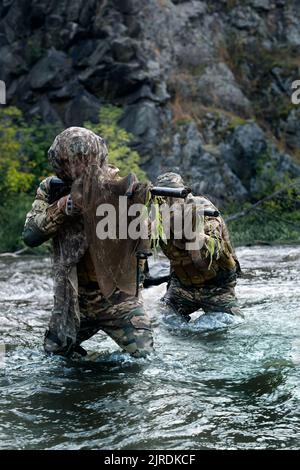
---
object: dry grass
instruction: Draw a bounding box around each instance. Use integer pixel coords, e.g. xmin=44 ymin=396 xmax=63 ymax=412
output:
xmin=171 ymin=93 xmax=194 ymax=124
xmin=157 ymin=0 xmax=170 ymax=8
xmin=170 ymin=89 xmax=250 ymax=130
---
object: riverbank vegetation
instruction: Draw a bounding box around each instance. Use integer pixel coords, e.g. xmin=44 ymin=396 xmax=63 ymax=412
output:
xmin=226 ymin=186 xmax=300 ymax=246
xmin=0 ymin=106 xmax=299 ymax=253
xmin=0 ymin=105 xmax=145 ymax=253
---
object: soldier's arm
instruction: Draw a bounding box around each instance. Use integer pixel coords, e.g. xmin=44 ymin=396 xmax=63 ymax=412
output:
xmin=22 ymin=178 xmax=68 ymax=247
xmin=188 ymin=216 xmax=224 ymax=269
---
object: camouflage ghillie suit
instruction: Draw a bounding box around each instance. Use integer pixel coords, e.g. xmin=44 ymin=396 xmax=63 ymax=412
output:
xmin=23 ymin=127 xmax=153 ymax=358
xmin=156 ymin=172 xmax=242 ymax=320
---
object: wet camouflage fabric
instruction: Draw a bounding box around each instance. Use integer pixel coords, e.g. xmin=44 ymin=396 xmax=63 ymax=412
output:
xmin=163 ymin=273 xmax=242 ymax=319
xmin=24 ymin=177 xmax=70 ymax=237
xmin=25 ymin=177 xmax=154 ymax=358
xmin=75 ymin=170 xmax=151 ymax=298
xmin=156 ymin=172 xmax=185 ymax=188
xmin=159 ymin=193 xmax=239 ymax=286
xmin=154 ymin=175 xmax=241 ymax=318
xmin=48 ymin=127 xmax=108 ymax=181
xmin=23 ymin=127 xmax=154 ymax=358
xmin=76 ymin=287 xmax=153 ymax=358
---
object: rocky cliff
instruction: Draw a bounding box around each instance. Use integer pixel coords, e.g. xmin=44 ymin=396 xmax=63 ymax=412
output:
xmin=1 ymin=0 xmax=300 ymax=205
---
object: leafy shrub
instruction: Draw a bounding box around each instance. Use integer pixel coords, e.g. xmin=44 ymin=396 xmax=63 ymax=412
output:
xmin=0 ymin=106 xmax=60 ymax=197
xmin=0 ymin=105 xmax=146 ymax=252
xmin=85 ymin=105 xmax=147 ymax=181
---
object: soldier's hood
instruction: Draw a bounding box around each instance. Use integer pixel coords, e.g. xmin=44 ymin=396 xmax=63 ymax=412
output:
xmin=72 ymin=169 xmax=150 ymax=298
xmin=185 ymin=194 xmax=218 ymax=212
xmin=48 ymin=127 xmax=108 ymax=181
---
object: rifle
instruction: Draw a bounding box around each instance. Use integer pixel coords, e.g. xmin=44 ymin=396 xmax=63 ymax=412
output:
xmin=48 ymin=177 xmax=219 ymax=217
xmin=47 ymin=177 xmax=192 ymax=205
xmin=48 ymin=177 xmax=219 ymax=291
xmin=48 ymin=177 xmax=71 ymax=204
xmin=143 ymin=274 xmax=170 ymax=288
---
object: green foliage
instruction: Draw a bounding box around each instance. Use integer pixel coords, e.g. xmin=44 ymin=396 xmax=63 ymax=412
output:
xmin=228 ymin=209 xmax=300 ymax=246
xmin=0 ymin=107 xmax=34 ymax=195
xmin=0 ymin=106 xmax=60 ymax=197
xmin=85 ymin=105 xmax=147 ymax=181
xmin=0 ymin=106 xmax=61 ymax=252
xmin=0 ymin=194 xmax=32 ymax=252
xmin=22 ymin=118 xmax=60 ymax=188
xmin=224 ymin=35 xmax=299 ymax=155
xmin=225 ymin=180 xmax=300 ymax=246
xmin=150 ymin=197 xmax=167 ymax=253
xmin=0 ymin=194 xmax=51 ymax=253
xmin=0 ymin=104 xmax=146 ymax=252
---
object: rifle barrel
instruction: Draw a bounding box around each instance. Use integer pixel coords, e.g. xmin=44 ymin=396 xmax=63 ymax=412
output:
xmin=150 ymin=186 xmax=191 ymax=198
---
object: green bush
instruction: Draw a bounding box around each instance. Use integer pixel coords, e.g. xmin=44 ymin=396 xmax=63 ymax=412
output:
xmin=0 ymin=194 xmax=32 ymax=252
xmin=85 ymin=105 xmax=147 ymax=181
xmin=0 ymin=106 xmax=61 ymax=252
xmin=0 ymin=106 xmax=60 ymax=197
xmin=0 ymin=105 xmax=146 ymax=253
xmin=226 ymin=182 xmax=300 ymax=245
xmin=228 ymin=211 xmax=300 ymax=246
xmin=0 ymin=107 xmax=34 ymax=195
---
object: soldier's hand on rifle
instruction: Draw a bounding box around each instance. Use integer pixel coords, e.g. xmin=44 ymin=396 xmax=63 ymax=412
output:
xmin=57 ymin=194 xmax=81 ymax=217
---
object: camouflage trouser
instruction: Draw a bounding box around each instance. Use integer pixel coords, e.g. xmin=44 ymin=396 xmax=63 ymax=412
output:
xmin=163 ymin=273 xmax=241 ymax=320
xmin=76 ymin=286 xmax=153 ymax=358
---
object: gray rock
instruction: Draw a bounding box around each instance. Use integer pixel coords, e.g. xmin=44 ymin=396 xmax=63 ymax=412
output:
xmin=154 ymin=121 xmax=248 ymax=204
xmin=119 ymin=100 xmax=160 ymax=161
xmin=48 ymin=79 xmax=81 ymax=100
xmin=71 ymin=39 xmax=111 ymax=68
xmin=1 ymin=0 xmax=300 ymax=206
xmin=28 ymin=96 xmax=63 ymax=125
xmin=285 ymin=14 xmax=300 ymax=47
xmin=221 ymin=123 xmax=268 ymax=189
xmin=0 ymin=45 xmax=27 ymax=82
xmin=29 ymin=49 xmax=72 ymax=90
xmin=78 ymin=60 xmax=149 ymax=98
xmin=250 ymin=0 xmax=271 ymax=11
xmin=194 ymin=158 xmax=249 ymax=204
xmin=112 ymin=0 xmax=141 ymax=15
xmin=197 ymin=63 xmax=252 ymax=116
xmin=7 ymin=75 xmax=34 ymax=104
xmin=283 ymin=109 xmax=300 ymax=150
xmin=124 ymin=82 xmax=170 ymax=105
xmin=111 ymin=38 xmax=137 ymax=63
xmin=120 ymin=100 xmax=159 ymax=136
xmin=229 ymin=6 xmax=261 ymax=30
xmin=64 ymin=91 xmax=101 ymax=127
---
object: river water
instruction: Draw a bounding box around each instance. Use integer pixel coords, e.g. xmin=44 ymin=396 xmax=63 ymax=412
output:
xmin=0 ymin=245 xmax=299 ymax=450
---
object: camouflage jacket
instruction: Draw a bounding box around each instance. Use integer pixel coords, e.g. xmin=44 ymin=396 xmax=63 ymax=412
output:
xmin=23 ymin=167 xmax=119 ymax=349
xmin=23 ymin=176 xmax=89 ymax=348
xmin=159 ymin=194 xmax=239 ymax=287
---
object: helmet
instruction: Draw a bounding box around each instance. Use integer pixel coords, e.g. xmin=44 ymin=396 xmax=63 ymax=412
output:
xmin=155 ymin=172 xmax=185 ymax=188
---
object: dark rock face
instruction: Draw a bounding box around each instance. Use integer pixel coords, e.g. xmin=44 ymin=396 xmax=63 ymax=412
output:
xmin=1 ymin=0 xmax=300 ymax=205
xmin=29 ymin=49 xmax=72 ymax=90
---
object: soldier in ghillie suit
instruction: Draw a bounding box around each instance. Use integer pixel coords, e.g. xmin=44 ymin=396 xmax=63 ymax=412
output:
xmin=155 ymin=172 xmax=242 ymax=321
xmin=23 ymin=127 xmax=153 ymax=358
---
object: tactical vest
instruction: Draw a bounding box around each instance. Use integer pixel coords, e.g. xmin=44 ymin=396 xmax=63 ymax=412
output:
xmin=160 ymin=201 xmax=237 ymax=289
